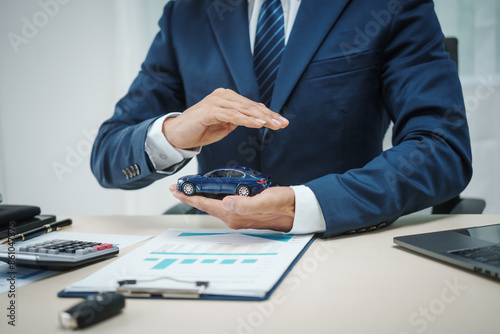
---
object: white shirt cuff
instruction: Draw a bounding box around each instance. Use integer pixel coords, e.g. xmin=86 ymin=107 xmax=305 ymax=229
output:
xmin=288 ymin=185 xmax=326 ymax=234
xmin=145 ymin=113 xmax=200 ymax=172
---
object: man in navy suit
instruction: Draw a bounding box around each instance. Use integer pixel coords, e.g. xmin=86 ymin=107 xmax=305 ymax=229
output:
xmin=91 ymin=0 xmax=472 ymax=238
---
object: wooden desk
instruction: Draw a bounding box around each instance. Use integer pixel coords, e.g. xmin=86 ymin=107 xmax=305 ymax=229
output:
xmin=1 ymin=215 xmax=500 ymax=334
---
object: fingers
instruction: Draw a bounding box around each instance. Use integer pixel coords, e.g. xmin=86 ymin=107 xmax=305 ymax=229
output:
xmin=203 ymin=89 xmax=289 ymax=130
xmin=163 ymin=88 xmax=290 ymax=149
xmin=169 ymin=184 xmax=222 ymax=216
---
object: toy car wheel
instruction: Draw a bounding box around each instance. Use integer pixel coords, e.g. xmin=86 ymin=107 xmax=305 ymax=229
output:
xmin=237 ymin=185 xmax=251 ymax=197
xmin=181 ymin=182 xmax=196 ymax=196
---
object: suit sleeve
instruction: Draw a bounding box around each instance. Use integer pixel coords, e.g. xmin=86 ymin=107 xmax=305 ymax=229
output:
xmin=306 ymin=0 xmax=473 ymax=238
xmin=91 ymin=2 xmax=187 ymax=189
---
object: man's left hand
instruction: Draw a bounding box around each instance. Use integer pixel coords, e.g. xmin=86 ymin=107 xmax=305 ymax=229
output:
xmin=169 ymin=185 xmax=295 ymax=232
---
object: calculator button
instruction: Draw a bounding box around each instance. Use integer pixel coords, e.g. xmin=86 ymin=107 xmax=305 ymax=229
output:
xmin=75 ymin=249 xmax=90 ymax=255
xmin=101 ymin=244 xmax=113 ymax=249
xmin=48 ymin=249 xmax=59 ymax=255
xmin=86 ymin=247 xmax=97 ymax=253
xmin=38 ymin=248 xmax=49 ymax=253
xmin=28 ymin=247 xmax=38 ymax=252
xmin=19 ymin=246 xmax=28 ymax=252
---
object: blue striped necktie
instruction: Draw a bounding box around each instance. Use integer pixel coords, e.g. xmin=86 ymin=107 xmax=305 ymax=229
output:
xmin=254 ymin=0 xmax=285 ymax=108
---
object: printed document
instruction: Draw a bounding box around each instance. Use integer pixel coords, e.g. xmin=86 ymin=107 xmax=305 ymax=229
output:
xmin=63 ymin=229 xmax=314 ymax=298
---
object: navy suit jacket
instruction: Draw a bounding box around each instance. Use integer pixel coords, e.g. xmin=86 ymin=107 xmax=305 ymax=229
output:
xmin=91 ymin=0 xmax=472 ymax=238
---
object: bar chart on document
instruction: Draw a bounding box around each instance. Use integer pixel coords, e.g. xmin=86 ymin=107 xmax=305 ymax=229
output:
xmin=148 ymin=232 xmax=289 ymax=268
xmin=63 ymin=229 xmax=314 ymax=298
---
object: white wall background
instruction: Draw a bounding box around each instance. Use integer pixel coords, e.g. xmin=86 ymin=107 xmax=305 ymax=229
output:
xmin=0 ymin=0 xmax=498 ymax=215
xmin=0 ymin=0 xmax=198 ymax=215
xmin=435 ymin=0 xmax=500 ymax=213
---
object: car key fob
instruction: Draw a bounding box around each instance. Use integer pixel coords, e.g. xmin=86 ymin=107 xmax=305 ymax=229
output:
xmin=59 ymin=292 xmax=125 ymax=329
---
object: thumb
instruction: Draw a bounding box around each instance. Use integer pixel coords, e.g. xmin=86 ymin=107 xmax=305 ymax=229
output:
xmin=222 ymin=197 xmax=236 ymax=211
xmin=222 ymin=195 xmax=259 ymax=215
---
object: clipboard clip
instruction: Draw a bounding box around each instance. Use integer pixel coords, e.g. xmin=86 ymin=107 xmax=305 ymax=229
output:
xmin=116 ymin=276 xmax=209 ymax=299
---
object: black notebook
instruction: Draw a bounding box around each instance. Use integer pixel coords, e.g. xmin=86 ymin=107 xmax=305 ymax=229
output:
xmin=0 ymin=205 xmax=41 ymax=227
xmin=0 ymin=215 xmax=56 ymax=240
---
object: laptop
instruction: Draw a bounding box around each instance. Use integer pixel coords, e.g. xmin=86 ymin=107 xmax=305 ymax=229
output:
xmin=394 ymin=224 xmax=500 ymax=280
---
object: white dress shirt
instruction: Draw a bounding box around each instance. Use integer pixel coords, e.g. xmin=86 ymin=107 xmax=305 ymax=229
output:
xmin=145 ymin=0 xmax=326 ymax=234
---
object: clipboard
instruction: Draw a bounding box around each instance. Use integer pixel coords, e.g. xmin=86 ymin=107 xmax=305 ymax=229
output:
xmin=58 ymin=230 xmax=316 ymax=301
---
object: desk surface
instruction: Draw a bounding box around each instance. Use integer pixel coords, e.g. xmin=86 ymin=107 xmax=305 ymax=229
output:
xmin=1 ymin=214 xmax=500 ymax=334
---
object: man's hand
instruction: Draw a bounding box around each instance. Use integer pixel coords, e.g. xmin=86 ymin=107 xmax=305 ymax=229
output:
xmin=169 ymin=185 xmax=295 ymax=232
xmin=163 ymin=88 xmax=289 ymax=149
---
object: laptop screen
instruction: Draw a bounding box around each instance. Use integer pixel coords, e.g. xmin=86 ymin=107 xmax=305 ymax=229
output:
xmin=455 ymin=224 xmax=500 ymax=244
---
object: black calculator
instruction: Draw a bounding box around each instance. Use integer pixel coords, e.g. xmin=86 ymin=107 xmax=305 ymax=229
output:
xmin=0 ymin=239 xmax=119 ymax=270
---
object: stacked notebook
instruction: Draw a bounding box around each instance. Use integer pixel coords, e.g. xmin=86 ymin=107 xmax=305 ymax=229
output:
xmin=0 ymin=204 xmax=56 ymax=240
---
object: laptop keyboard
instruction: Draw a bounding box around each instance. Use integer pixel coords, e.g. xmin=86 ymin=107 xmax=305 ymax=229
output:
xmin=451 ymin=245 xmax=500 ymax=267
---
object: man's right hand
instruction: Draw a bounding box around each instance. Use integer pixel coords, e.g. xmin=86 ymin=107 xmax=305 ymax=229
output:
xmin=162 ymin=88 xmax=289 ymax=149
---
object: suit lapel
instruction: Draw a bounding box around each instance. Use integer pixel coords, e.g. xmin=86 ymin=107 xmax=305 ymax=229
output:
xmin=271 ymin=0 xmax=352 ymax=112
xmin=206 ymin=0 xmax=351 ymax=111
xmin=206 ymin=2 xmax=260 ymax=101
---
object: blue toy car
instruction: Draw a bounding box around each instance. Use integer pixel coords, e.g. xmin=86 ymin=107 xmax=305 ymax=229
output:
xmin=177 ymin=167 xmax=271 ymax=197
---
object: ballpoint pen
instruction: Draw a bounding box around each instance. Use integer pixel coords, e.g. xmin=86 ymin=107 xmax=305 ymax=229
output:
xmin=2 ymin=219 xmax=73 ymax=244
